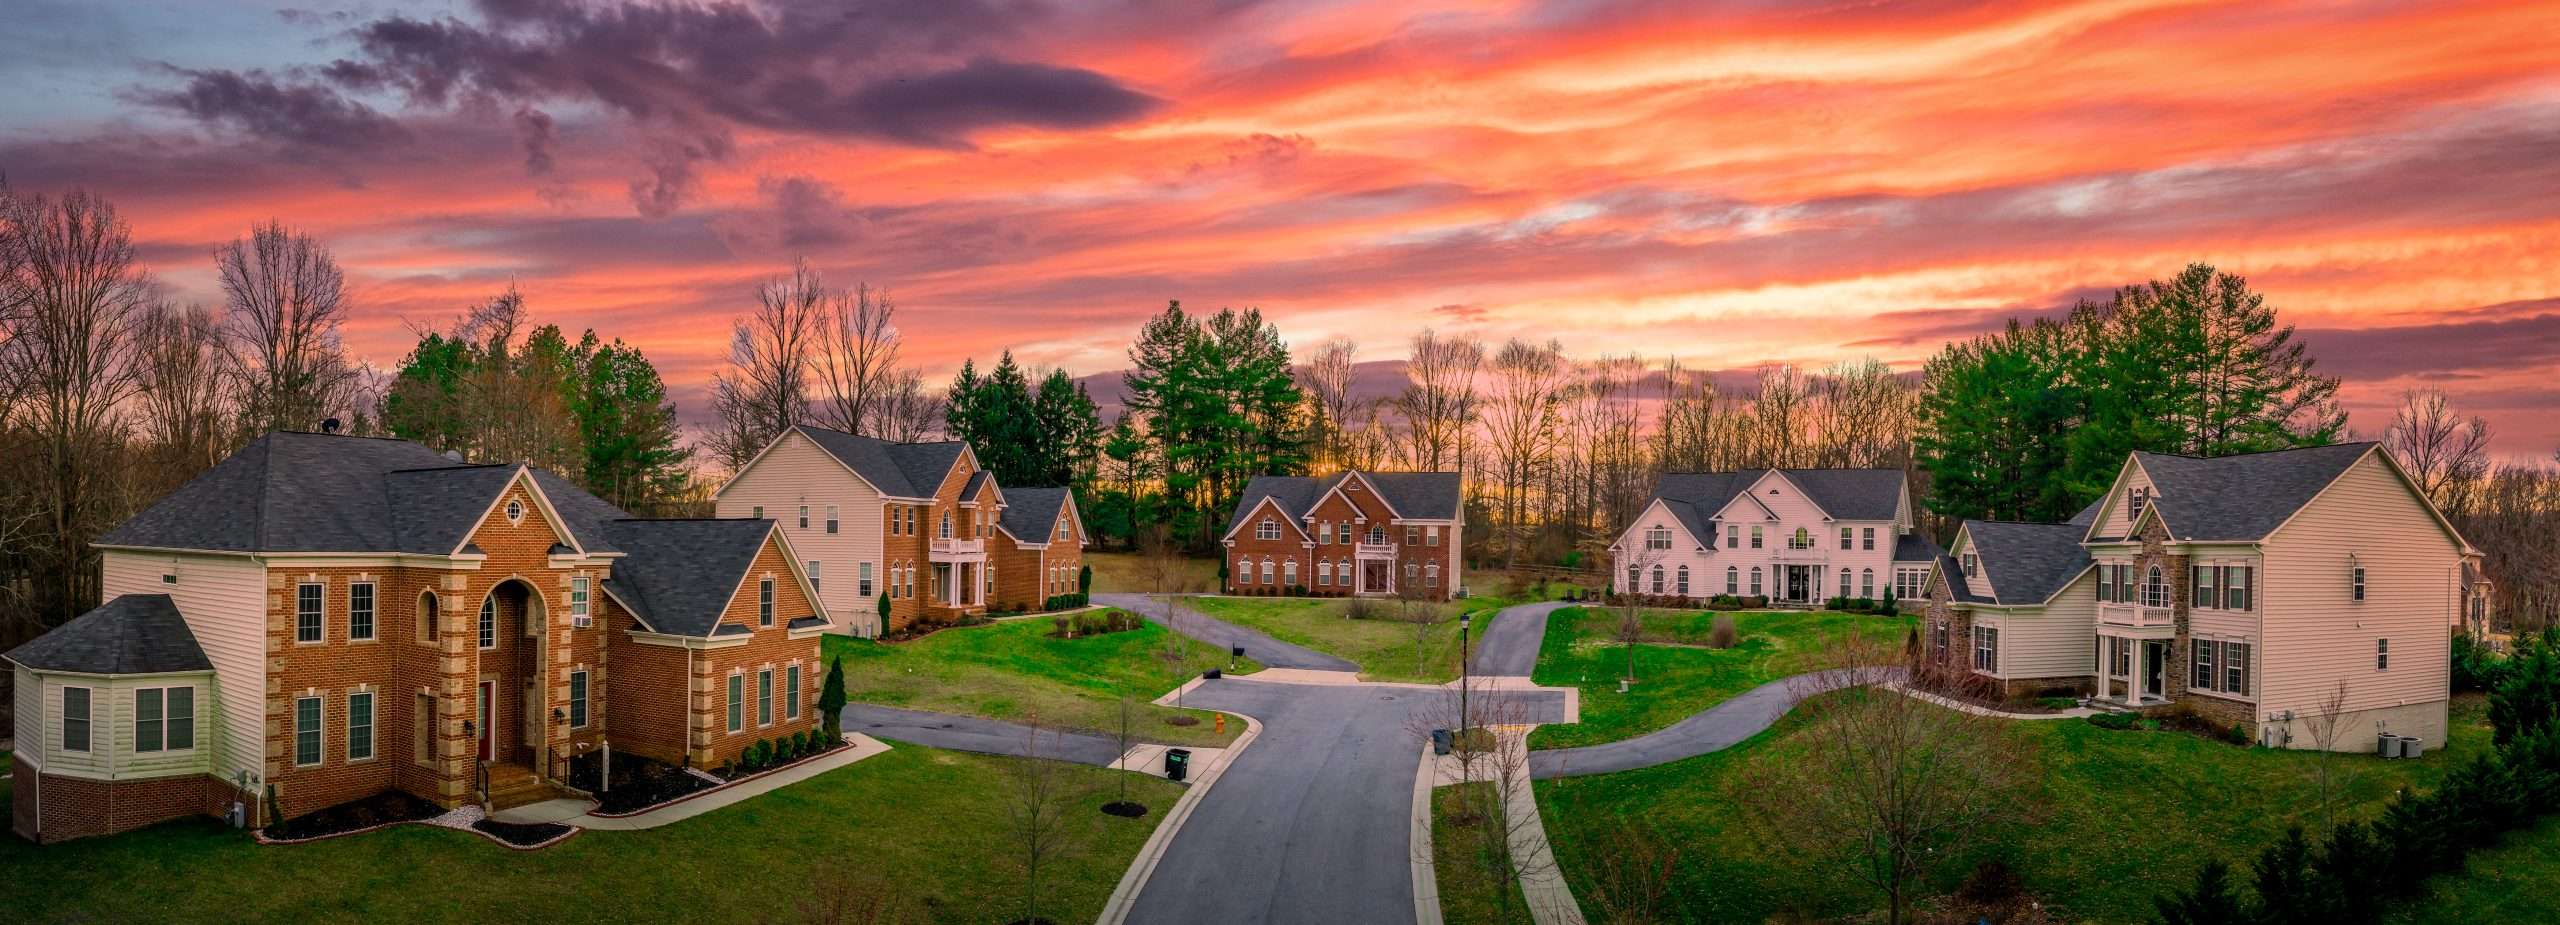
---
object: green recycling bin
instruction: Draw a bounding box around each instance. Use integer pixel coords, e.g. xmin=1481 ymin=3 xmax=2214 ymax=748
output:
xmin=1164 ymin=748 xmax=1192 ymax=782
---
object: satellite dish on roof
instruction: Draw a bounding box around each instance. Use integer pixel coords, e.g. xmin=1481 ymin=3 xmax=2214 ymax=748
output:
xmin=321 ymin=418 xmax=342 ymax=434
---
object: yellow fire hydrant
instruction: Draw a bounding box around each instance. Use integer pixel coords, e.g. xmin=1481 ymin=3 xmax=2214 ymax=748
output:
xmin=1215 ymin=714 xmax=1226 ymax=735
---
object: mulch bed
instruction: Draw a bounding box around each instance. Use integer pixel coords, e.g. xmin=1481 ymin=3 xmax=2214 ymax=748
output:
xmin=1163 ymin=715 xmax=1200 ymax=727
xmin=570 ymin=751 xmax=720 ymax=815
xmin=471 ymin=817 xmax=577 ymax=848
xmin=259 ymin=790 xmax=446 ymax=843
xmin=585 ymin=737 xmax=854 ymax=818
xmin=1102 ymin=800 xmax=1150 ymax=818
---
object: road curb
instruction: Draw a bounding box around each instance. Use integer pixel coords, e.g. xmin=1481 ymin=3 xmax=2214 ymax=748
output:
xmin=1095 ymin=691 xmax=1267 ymax=925
xmin=1409 ymin=743 xmax=1446 ymax=925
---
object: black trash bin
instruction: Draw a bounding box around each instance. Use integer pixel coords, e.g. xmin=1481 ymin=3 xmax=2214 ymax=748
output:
xmin=1164 ymin=748 xmax=1192 ymax=782
xmin=1431 ymin=729 xmax=1453 ymax=756
xmin=1203 ymin=668 xmax=1222 ymax=680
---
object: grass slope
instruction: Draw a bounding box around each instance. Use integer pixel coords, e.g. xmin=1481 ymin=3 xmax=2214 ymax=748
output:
xmin=1 ymin=746 xmax=1176 ymax=925
xmin=2391 ymin=812 xmax=2560 ymax=924
xmin=1529 ymin=606 xmax=1911 ymax=749
xmin=1538 ymin=696 xmax=2496 ymax=924
xmin=1084 ymin=551 xmax=1219 ymax=595
xmin=825 ymin=616 xmax=1254 ymax=747
xmin=1186 ymin=596 xmax=1478 ymax=683
xmin=1433 ymin=782 xmax=1533 ymax=925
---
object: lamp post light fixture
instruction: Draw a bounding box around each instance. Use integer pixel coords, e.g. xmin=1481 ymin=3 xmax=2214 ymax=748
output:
xmin=1458 ymin=612 xmax=1472 ymax=742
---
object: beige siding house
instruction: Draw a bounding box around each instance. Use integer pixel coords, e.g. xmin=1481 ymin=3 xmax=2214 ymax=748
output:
xmin=714 ymin=428 xmax=890 ymax=634
xmin=1924 ymin=442 xmax=2476 ymax=751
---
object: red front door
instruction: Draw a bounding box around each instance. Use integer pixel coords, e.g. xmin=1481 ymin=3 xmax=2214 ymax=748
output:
xmin=477 ymin=680 xmax=497 ymax=761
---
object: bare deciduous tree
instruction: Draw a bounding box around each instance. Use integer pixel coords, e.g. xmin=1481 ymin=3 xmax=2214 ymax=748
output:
xmin=1483 ymin=338 xmax=1568 ymax=568
xmin=1003 ymin=717 xmax=1094 ymax=925
xmin=1741 ymin=634 xmax=2037 ymax=925
xmin=775 ymin=870 xmax=911 ymax=925
xmin=1575 ymin=814 xmax=1682 ymax=925
xmin=871 ymin=367 xmax=944 ymax=443
xmin=813 ymin=282 xmax=899 ymax=436
xmin=707 ymin=261 xmax=824 ymax=471
xmin=1411 ymin=688 xmax=1558 ymax=925
xmin=1392 ymin=327 xmax=1483 ymax=472
xmin=1299 ymin=335 xmax=1361 ymax=471
xmin=0 ymin=187 xmax=150 ymax=629
xmin=216 ymin=220 xmax=360 ymax=433
xmin=2300 ymin=679 xmax=2359 ymax=827
xmin=133 ymin=302 xmax=234 ymax=479
xmin=2383 ymin=387 xmax=2492 ymax=515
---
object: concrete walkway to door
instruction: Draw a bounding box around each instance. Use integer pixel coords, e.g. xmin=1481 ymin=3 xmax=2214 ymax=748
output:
xmin=488 ymin=733 xmax=892 ymax=830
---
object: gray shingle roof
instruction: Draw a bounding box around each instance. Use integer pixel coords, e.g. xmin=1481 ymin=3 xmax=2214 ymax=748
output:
xmin=998 ymin=487 xmax=1076 ymax=544
xmin=2130 ymin=443 xmax=2375 ymax=541
xmin=1892 ymin=532 xmax=1943 ymax=563
xmin=961 ymin=470 xmax=996 ymax=503
xmin=1937 ymin=554 xmax=1990 ymax=604
xmin=790 ymin=426 xmax=967 ymax=499
xmin=1222 ymin=471 xmax=1462 ymax=536
xmin=97 ymin=431 xmax=629 ymax=556
xmin=601 ymin=519 xmax=784 ymax=637
xmin=1647 ymin=469 xmax=1908 ymax=527
xmin=1963 ymin=520 xmax=2092 ymax=605
xmin=5 ymin=594 xmax=211 ymax=675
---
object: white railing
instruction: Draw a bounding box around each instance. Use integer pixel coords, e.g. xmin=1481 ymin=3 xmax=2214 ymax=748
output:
xmin=2099 ymin=603 xmax=2174 ymax=627
xmin=930 ymin=537 xmax=984 ymax=557
xmin=1355 ymin=542 xmax=1396 ymax=558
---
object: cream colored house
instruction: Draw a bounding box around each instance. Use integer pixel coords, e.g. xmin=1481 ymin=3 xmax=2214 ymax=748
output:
xmin=1607 ymin=469 xmax=1939 ymax=605
xmin=1924 ymin=442 xmax=2477 ymax=751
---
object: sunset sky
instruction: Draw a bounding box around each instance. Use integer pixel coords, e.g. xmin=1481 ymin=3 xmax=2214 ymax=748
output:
xmin=6 ymin=0 xmax=2558 ymax=453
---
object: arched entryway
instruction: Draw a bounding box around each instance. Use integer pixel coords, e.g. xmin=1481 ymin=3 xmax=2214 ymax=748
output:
xmin=473 ymin=579 xmax=548 ymax=772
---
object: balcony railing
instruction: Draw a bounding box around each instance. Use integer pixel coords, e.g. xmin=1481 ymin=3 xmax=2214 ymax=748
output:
xmin=929 ymin=537 xmax=984 ymax=557
xmin=1355 ymin=542 xmax=1396 ymax=559
xmin=2099 ymin=603 xmax=2174 ymax=627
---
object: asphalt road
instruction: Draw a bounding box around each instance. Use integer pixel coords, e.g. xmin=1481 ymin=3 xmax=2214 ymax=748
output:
xmin=1467 ymin=601 xmax=1566 ymax=678
xmin=1527 ymin=667 xmax=1874 ymax=779
xmin=1095 ymin=593 xmax=1359 ymax=672
xmin=1122 ymin=676 xmax=1570 ymax=925
xmin=838 ymin=704 xmax=1126 ymax=766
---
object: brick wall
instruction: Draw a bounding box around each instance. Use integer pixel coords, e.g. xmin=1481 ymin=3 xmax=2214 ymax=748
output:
xmin=10 ymin=755 xmax=36 ymax=841
xmin=693 ymin=535 xmax=825 ymax=767
xmin=879 ymin=457 xmax=986 ymax=632
xmin=602 ymin=598 xmax=692 ymax=766
xmin=20 ymin=762 xmax=225 ymax=843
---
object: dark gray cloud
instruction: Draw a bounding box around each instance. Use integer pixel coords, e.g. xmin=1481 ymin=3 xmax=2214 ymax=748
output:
xmin=130 ymin=68 xmax=407 ymax=152
xmin=2305 ymin=299 xmax=2560 ymax=384
xmin=512 ymin=106 xmax=556 ymax=175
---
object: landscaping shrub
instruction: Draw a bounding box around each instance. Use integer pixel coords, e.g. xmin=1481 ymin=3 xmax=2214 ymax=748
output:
xmin=1957 ymin=860 xmax=2026 ymax=905
xmin=875 ymin=593 xmax=891 ymax=638
xmin=818 ymin=657 xmax=847 ymax=741
xmin=1078 ymin=564 xmax=1093 ymax=595
xmin=1880 ymin=586 xmax=1897 ymax=614
xmin=2490 ymin=629 xmax=2560 ymax=746
xmin=1343 ymin=597 xmax=1380 ymax=620
xmin=1050 ymin=615 xmax=1072 ymax=637
xmin=2087 ymin=711 xmax=2140 ymax=731
xmin=572 ymin=751 xmax=717 ymax=814
xmin=2038 ymin=696 xmax=2081 ymax=711
xmin=262 ymin=789 xmax=443 ymax=840
xmin=1043 ymin=592 xmax=1091 ymax=611
xmin=1707 ymin=615 xmax=1738 ymax=649
xmin=1740 ymin=595 xmax=1768 ymax=608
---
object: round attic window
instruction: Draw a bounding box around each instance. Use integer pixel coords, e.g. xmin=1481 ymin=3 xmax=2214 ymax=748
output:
xmin=506 ymin=500 xmax=525 ymax=524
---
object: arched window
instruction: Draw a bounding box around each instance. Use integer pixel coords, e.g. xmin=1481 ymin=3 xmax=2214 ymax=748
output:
xmin=1368 ymin=526 xmax=1388 ymax=545
xmin=1726 ymin=566 xmax=1739 ymax=595
xmin=1283 ymin=559 xmax=1299 ymax=586
xmin=1790 ymin=527 xmax=1811 ymax=550
xmin=1749 ymin=567 xmax=1763 ymax=596
xmin=417 ymin=592 xmax=440 ymax=644
xmin=478 ymin=596 xmax=496 ymax=650
xmin=1426 ymin=563 xmax=1441 ymax=588
xmin=1650 ymin=565 xmax=1665 ymax=594
xmin=1675 ymin=565 xmax=1691 ymax=596
xmin=2144 ymin=565 xmax=2168 ymax=607
xmin=1861 ymin=568 xmax=1875 ymax=598
xmin=939 ymin=511 xmax=952 ymax=538
xmin=1261 ymin=558 xmax=1276 ymax=584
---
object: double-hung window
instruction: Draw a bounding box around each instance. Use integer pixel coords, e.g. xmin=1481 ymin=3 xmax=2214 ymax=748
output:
xmin=787 ymin=664 xmax=803 ymax=720
xmin=1650 ymin=566 xmax=1664 ymax=595
xmin=2193 ymin=640 xmax=2217 ymax=690
xmin=1257 ymin=520 xmax=1280 ymax=541
xmin=570 ymin=671 xmax=590 ymax=728
xmin=348 ymin=691 xmax=375 ymax=761
xmin=860 ymin=562 xmax=875 ymax=597
xmin=798 ymin=505 xmax=810 ymax=529
xmin=297 ymin=583 xmax=325 ymax=643
xmin=1426 ymin=528 xmax=1439 ymax=547
xmin=2142 ymin=567 xmax=2169 ymax=607
xmin=2193 ymin=565 xmax=2218 ymax=610
xmin=2351 ymin=566 xmax=2366 ymax=602
xmin=570 ymin=576 xmax=591 ymax=628
xmin=2223 ymin=565 xmax=2252 ymax=611
xmin=1725 ymin=525 xmax=1739 ymax=548
xmin=479 ymin=597 xmax=497 ymax=649
xmin=1726 ymin=566 xmax=1738 ymax=595
xmin=137 ymin=686 xmax=194 ymax=751
xmin=1749 ymin=567 xmax=1763 ymax=596
xmin=2225 ymin=643 xmax=2251 ymax=694
xmin=1645 ymin=527 xmax=1671 ymax=551
xmin=826 ymin=505 xmax=839 ymax=534
xmin=1861 ymin=568 xmax=1875 ymax=598
xmin=1839 ymin=527 xmax=1853 ymax=550
xmin=727 ymin=674 xmax=745 ymax=733
xmin=759 ymin=577 xmax=775 ymax=626
xmin=295 ymin=695 xmax=323 ymax=766
xmin=2376 ymin=639 xmax=2390 ymax=671
xmin=1674 ymin=566 xmax=1689 ymax=596
xmin=809 ymin=561 xmax=822 ymax=595
xmin=1972 ymin=627 xmax=1998 ymax=672
xmin=1338 ymin=523 xmax=1353 ymax=544
xmin=757 ymin=668 xmax=775 ymax=726
xmin=1750 ymin=526 xmax=1763 ymax=549
xmin=2098 ymin=564 xmax=2115 ymax=602
xmin=1839 ymin=569 xmax=1852 ymax=599
xmin=349 ymin=582 xmax=376 ymax=641
xmin=1862 ymin=528 xmax=1876 ymax=551
xmin=62 ymin=686 xmax=92 ymax=752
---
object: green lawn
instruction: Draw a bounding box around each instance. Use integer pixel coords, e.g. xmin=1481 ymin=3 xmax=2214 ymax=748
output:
xmin=825 ymin=614 xmax=1257 ymax=748
xmin=1537 ymin=695 xmax=2498 ymax=925
xmin=1528 ymin=606 xmax=1912 ymax=749
xmin=1433 ymin=782 xmax=1533 ymax=925
xmin=1085 ymin=550 xmax=1220 ymax=595
xmin=1186 ymin=596 xmax=1480 ymax=683
xmin=1 ymin=745 xmax=1177 ymax=924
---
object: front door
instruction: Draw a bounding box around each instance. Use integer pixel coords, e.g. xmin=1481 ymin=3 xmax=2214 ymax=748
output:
xmin=1786 ymin=566 xmax=1809 ymax=602
xmin=477 ymin=680 xmax=496 ymax=761
xmin=1364 ymin=561 xmax=1389 ymax=594
xmin=2142 ymin=641 xmax=2167 ymax=699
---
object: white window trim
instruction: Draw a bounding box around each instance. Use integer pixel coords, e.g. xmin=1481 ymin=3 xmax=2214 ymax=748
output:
xmin=296 ymin=581 xmax=326 ymax=645
xmin=727 ymin=673 xmax=746 ymax=733
xmin=349 ymin=581 xmax=377 ymax=642
xmin=62 ymin=685 xmax=93 ymax=752
xmin=347 ymin=690 xmax=376 ymax=763
xmin=785 ymin=664 xmax=802 ymax=721
xmin=757 ymin=668 xmax=775 ymax=728
xmin=570 ymin=576 xmax=592 ymax=628
xmin=294 ymin=694 xmax=325 ymax=767
xmin=569 ymin=670 xmax=591 ymax=729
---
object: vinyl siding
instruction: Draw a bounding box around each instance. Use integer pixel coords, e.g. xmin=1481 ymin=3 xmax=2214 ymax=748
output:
xmin=1616 ymin=473 xmax=1906 ymax=600
xmin=2092 ymin=462 xmax=2157 ymax=539
xmin=12 ymin=666 xmax=37 ymax=768
xmin=100 ymin=550 xmax=266 ymax=784
xmin=716 ymin=430 xmax=885 ymax=635
xmin=1948 ymin=532 xmax=2000 ymax=603
xmin=1980 ymin=571 xmax=2097 ymax=679
xmin=40 ymin=679 xmax=106 ymax=778
xmin=32 ymin=673 xmax=218 ymax=782
xmin=2260 ymin=452 xmax=2460 ymax=724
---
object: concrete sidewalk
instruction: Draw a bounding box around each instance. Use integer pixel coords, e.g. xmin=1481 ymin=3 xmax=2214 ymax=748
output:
xmin=490 ymin=733 xmax=892 ymax=831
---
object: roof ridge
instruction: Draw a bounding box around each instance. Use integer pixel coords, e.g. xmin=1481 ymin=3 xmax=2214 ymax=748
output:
xmin=269 ymin=430 xmax=431 ymax=442
xmin=2137 ymin=441 xmax=2375 ymax=462
xmin=386 ymin=462 xmax=509 ymax=474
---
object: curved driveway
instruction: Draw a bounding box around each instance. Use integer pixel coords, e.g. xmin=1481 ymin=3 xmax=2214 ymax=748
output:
xmin=1528 ymin=668 xmax=1877 ymax=779
xmin=839 ymin=704 xmax=1126 ymax=765
xmin=1467 ymin=601 xmax=1564 ymax=678
xmin=1095 ymin=593 xmax=1358 ymax=672
xmin=1123 ymin=675 xmax=1569 ymax=925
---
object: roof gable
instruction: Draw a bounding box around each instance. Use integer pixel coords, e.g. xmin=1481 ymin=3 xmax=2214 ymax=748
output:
xmin=997 ymin=487 xmax=1078 ymax=545
xmin=1963 ymin=520 xmax=2093 ymax=605
xmin=603 ymin=519 xmax=789 ymax=637
xmin=2133 ymin=443 xmax=2377 ymax=541
xmin=5 ymin=594 xmax=212 ymax=675
xmin=763 ymin=426 xmax=970 ymax=500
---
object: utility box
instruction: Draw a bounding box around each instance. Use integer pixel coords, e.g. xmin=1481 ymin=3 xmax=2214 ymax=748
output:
xmin=1164 ymin=748 xmax=1192 ymax=782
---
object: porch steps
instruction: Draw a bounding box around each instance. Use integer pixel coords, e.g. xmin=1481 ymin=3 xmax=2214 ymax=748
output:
xmin=483 ymin=763 xmax=564 ymax=811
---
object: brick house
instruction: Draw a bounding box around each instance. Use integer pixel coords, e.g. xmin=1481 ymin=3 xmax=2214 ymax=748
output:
xmin=6 ymin=432 xmax=828 ymax=844
xmin=1606 ymin=468 xmax=1940 ymax=605
xmin=988 ymin=487 xmax=1089 ymax=613
xmin=1220 ymin=471 xmax=1464 ymax=600
xmin=717 ymin=425 xmax=1041 ymax=634
xmin=1921 ymin=442 xmax=2478 ymax=751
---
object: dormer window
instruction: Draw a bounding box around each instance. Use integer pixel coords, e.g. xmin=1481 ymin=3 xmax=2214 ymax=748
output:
xmin=2128 ymin=487 xmax=2150 ymax=519
xmin=505 ymin=499 xmax=525 ymax=524
xmin=1961 ymin=553 xmax=1978 ymax=578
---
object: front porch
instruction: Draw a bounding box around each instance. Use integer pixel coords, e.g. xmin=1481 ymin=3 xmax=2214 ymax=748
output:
xmin=2093 ymin=628 xmax=2175 ymax=707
